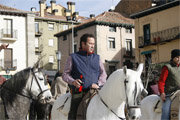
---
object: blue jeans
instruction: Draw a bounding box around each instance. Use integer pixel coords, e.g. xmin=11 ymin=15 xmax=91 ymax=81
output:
xmin=161 ymin=96 xmax=171 ymax=120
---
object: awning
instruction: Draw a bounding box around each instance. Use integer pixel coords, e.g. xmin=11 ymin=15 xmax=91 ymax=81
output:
xmin=141 ymin=50 xmax=156 ymax=55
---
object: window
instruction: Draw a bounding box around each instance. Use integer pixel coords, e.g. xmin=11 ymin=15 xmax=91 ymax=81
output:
xmin=49 ymin=39 xmax=54 ymax=46
xmin=108 ymin=37 xmax=115 ymax=49
xmin=49 ymin=56 xmax=54 ymax=63
xmin=3 ymin=19 xmax=12 ymax=38
xmin=63 ymin=25 xmax=68 ymax=31
xmin=35 ymin=22 xmax=39 ymax=33
xmin=4 ymin=48 xmax=13 ymax=68
xmin=48 ymin=23 xmax=54 ymax=30
xmin=126 ymin=28 xmax=132 ymax=33
xmin=109 ymin=26 xmax=116 ymax=32
xmin=125 ymin=39 xmax=132 ymax=52
xmin=35 ymin=37 xmax=39 ymax=48
xmin=143 ymin=24 xmax=151 ymax=45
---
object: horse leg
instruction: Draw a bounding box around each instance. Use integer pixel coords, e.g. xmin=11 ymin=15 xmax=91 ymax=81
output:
xmin=29 ymin=101 xmax=37 ymax=120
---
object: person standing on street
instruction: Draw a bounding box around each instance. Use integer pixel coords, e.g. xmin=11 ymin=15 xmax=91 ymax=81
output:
xmin=62 ymin=33 xmax=107 ymax=120
xmin=158 ymin=49 xmax=180 ymax=120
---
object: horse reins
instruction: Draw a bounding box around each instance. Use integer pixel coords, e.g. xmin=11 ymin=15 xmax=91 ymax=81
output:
xmin=30 ymin=68 xmax=49 ymax=100
xmin=97 ymin=76 xmax=141 ymax=120
xmin=124 ymin=77 xmax=140 ymax=116
xmin=97 ymin=91 xmax=126 ymax=120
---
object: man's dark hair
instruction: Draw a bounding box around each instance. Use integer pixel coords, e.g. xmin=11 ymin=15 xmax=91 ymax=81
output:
xmin=79 ymin=33 xmax=95 ymax=49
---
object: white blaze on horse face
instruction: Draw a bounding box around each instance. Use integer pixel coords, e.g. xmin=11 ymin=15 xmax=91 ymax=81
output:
xmin=27 ymin=69 xmax=52 ymax=102
xmin=125 ymin=66 xmax=144 ymax=119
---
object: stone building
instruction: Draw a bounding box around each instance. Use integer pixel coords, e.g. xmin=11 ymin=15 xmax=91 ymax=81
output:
xmin=55 ymin=11 xmax=135 ymax=75
xmin=0 ymin=4 xmax=36 ymax=77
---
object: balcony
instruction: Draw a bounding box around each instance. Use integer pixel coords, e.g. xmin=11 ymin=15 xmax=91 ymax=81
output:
xmin=35 ymin=47 xmax=42 ymax=53
xmin=0 ymin=29 xmax=18 ymax=41
xmin=123 ymin=51 xmax=135 ymax=59
xmin=138 ymin=26 xmax=179 ymax=48
xmin=35 ymin=28 xmax=43 ymax=37
xmin=0 ymin=59 xmax=17 ymax=70
xmin=35 ymin=31 xmax=42 ymax=36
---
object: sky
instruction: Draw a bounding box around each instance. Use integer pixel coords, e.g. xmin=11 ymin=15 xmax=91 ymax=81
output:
xmin=0 ymin=0 xmax=120 ymax=17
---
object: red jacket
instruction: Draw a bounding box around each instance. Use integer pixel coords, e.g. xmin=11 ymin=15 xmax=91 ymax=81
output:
xmin=158 ymin=64 xmax=179 ymax=94
xmin=0 ymin=75 xmax=6 ymax=85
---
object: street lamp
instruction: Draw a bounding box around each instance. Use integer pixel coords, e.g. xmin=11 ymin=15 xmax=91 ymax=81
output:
xmin=56 ymin=51 xmax=61 ymax=71
xmin=66 ymin=15 xmax=76 ymax=53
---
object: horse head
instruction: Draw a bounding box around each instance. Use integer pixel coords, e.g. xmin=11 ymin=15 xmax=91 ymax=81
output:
xmin=26 ymin=60 xmax=52 ymax=104
xmin=123 ymin=63 xmax=147 ymax=120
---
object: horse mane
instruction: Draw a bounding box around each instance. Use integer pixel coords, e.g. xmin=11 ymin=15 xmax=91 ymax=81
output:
xmin=0 ymin=67 xmax=31 ymax=105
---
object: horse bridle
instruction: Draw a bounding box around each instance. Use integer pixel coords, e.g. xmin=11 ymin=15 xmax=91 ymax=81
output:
xmin=29 ymin=68 xmax=50 ymax=100
xmin=124 ymin=77 xmax=141 ymax=117
xmin=98 ymin=77 xmax=140 ymax=120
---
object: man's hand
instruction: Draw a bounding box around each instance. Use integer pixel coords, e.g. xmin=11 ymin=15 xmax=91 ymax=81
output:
xmin=91 ymin=83 xmax=99 ymax=89
xmin=160 ymin=93 xmax=166 ymax=101
xmin=72 ymin=79 xmax=82 ymax=88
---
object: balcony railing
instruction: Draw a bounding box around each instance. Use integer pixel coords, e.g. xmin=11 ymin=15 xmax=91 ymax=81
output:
xmin=123 ymin=50 xmax=135 ymax=59
xmin=0 ymin=59 xmax=17 ymax=70
xmin=138 ymin=26 xmax=179 ymax=48
xmin=0 ymin=28 xmax=18 ymax=41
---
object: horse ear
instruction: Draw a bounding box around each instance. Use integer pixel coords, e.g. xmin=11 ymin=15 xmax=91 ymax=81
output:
xmin=123 ymin=65 xmax=127 ymax=75
xmin=33 ymin=59 xmax=40 ymax=69
xmin=137 ymin=63 xmax=144 ymax=74
xmin=33 ymin=55 xmax=45 ymax=69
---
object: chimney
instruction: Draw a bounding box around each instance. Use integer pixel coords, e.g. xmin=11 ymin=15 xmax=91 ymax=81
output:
xmin=90 ymin=14 xmax=95 ymax=19
xmin=71 ymin=2 xmax=75 ymax=16
xmin=50 ymin=0 xmax=56 ymax=13
xmin=53 ymin=9 xmax=58 ymax=15
xmin=67 ymin=1 xmax=75 ymax=16
xmin=65 ymin=9 xmax=71 ymax=18
xmin=73 ymin=12 xmax=79 ymax=20
xmin=39 ymin=0 xmax=46 ymax=17
xmin=31 ymin=7 xmax=36 ymax=12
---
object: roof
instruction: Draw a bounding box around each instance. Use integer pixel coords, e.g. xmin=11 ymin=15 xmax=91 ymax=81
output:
xmin=130 ymin=0 xmax=179 ymax=18
xmin=35 ymin=12 xmax=86 ymax=23
xmin=0 ymin=4 xmax=33 ymax=16
xmin=55 ymin=11 xmax=134 ymax=37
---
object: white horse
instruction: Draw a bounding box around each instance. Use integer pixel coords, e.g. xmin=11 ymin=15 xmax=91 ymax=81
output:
xmin=51 ymin=64 xmax=146 ymax=120
xmin=0 ymin=63 xmax=52 ymax=119
xmin=140 ymin=93 xmax=180 ymax=120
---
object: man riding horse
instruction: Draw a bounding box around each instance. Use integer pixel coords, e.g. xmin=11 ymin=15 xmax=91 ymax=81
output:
xmin=158 ymin=49 xmax=180 ymax=120
xmin=62 ymin=33 xmax=107 ymax=120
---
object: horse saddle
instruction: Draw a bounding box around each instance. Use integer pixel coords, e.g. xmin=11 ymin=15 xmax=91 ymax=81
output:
xmin=154 ymin=98 xmax=162 ymax=113
xmin=76 ymin=88 xmax=98 ymax=120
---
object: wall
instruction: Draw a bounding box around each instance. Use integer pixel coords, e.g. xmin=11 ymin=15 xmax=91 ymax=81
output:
xmin=0 ymin=14 xmax=27 ymax=75
xmin=135 ymin=5 xmax=180 ymax=63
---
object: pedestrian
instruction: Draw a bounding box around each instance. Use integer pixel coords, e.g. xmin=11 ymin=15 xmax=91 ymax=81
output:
xmin=158 ymin=49 xmax=180 ymax=120
xmin=62 ymin=33 xmax=107 ymax=120
xmin=51 ymin=71 xmax=69 ymax=99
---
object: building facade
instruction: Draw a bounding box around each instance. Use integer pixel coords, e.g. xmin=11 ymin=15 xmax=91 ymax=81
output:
xmin=0 ymin=5 xmax=36 ymax=77
xmin=55 ymin=11 xmax=135 ymax=75
xmin=34 ymin=0 xmax=83 ymax=76
xmin=131 ymin=0 xmax=179 ymax=69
